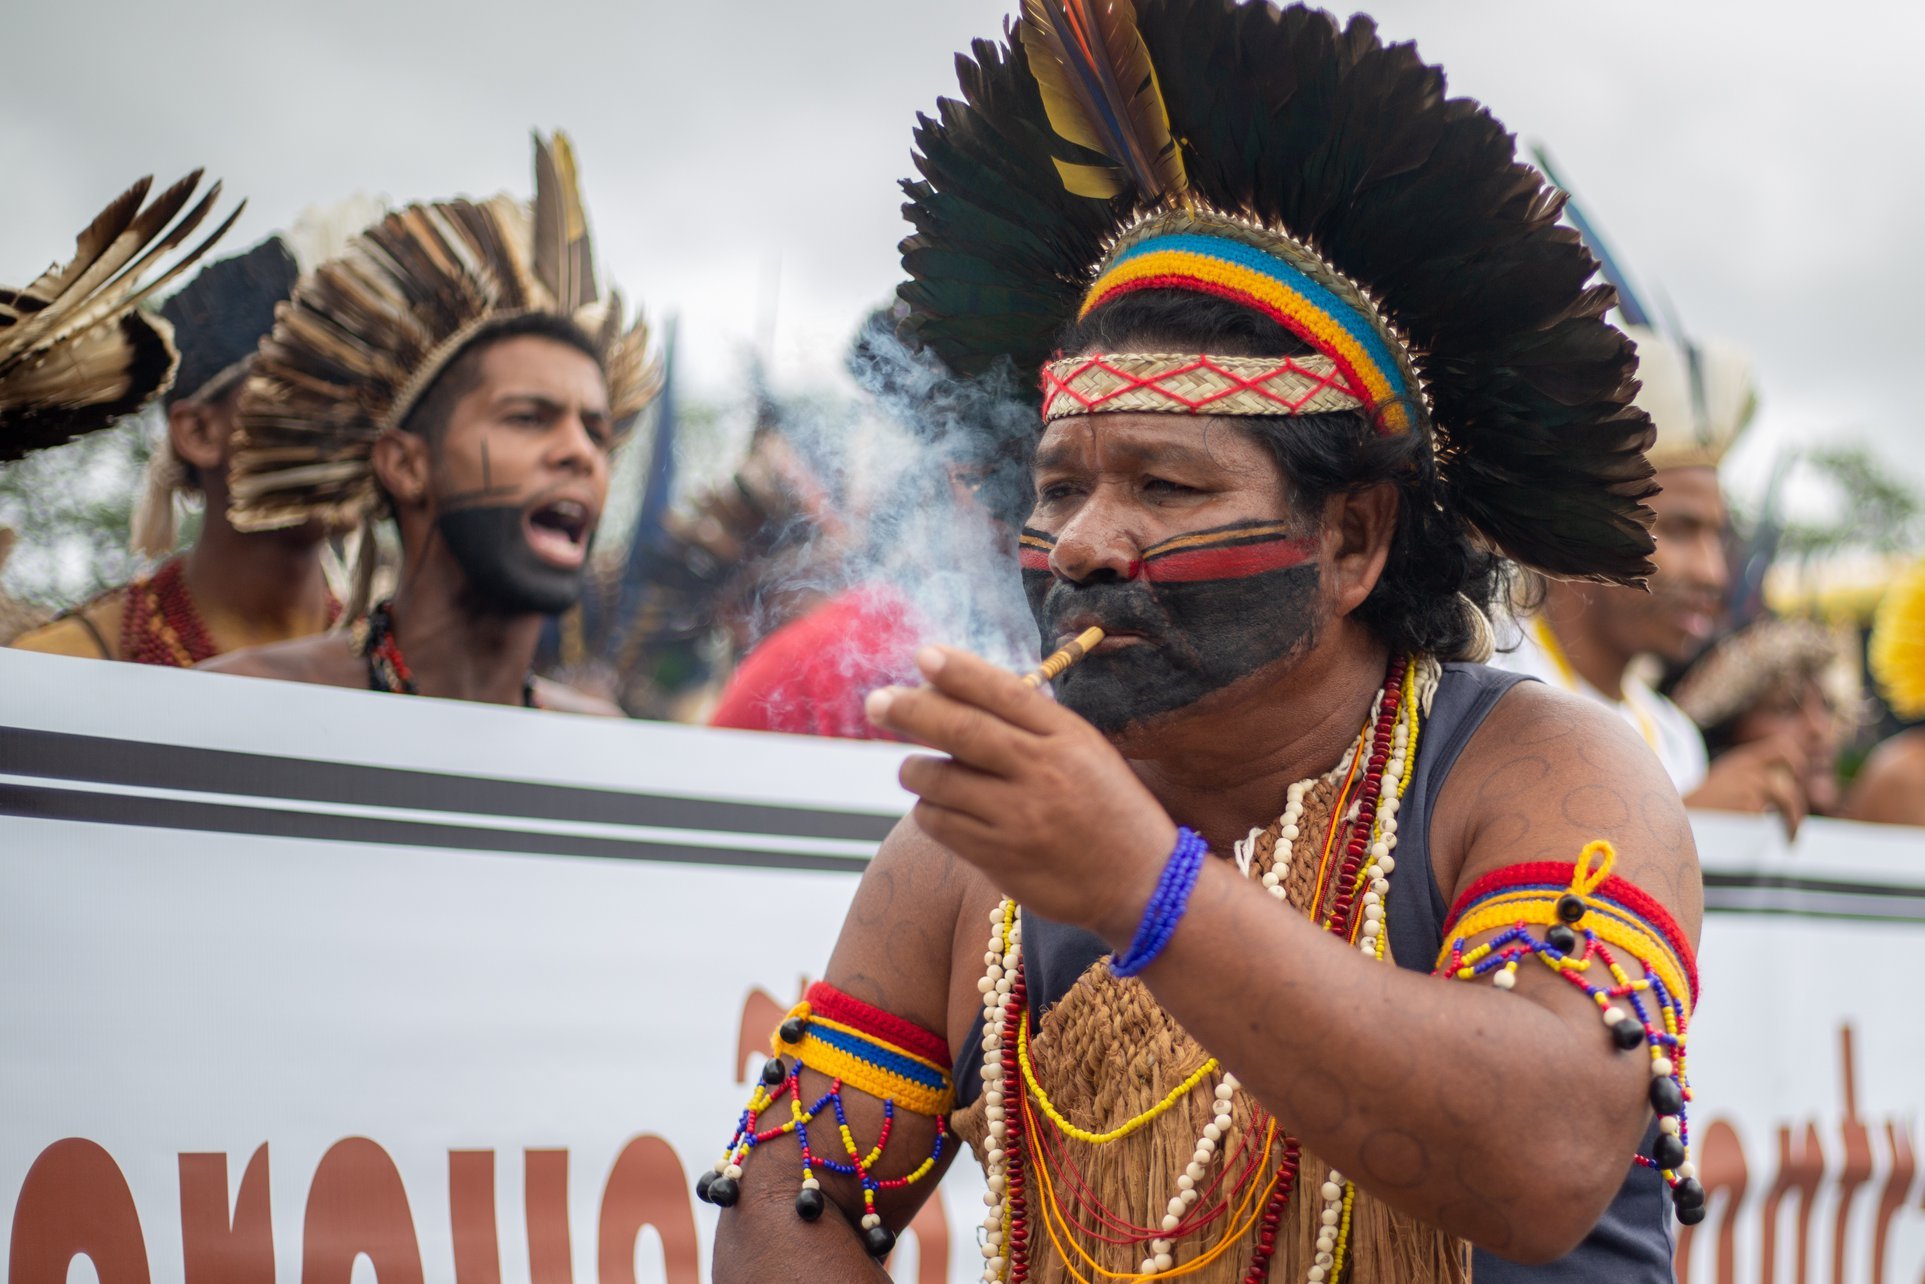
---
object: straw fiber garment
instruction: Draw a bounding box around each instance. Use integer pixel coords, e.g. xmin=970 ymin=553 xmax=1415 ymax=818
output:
xmin=952 ymin=767 xmax=1471 ymax=1282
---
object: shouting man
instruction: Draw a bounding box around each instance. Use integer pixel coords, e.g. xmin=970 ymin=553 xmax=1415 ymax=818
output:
xmin=203 ymin=135 xmax=659 ymax=711
xmin=708 ymin=4 xmax=1704 ymax=1282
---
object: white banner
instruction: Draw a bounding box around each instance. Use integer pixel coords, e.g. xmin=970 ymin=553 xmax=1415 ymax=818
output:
xmin=1 ymin=649 xmax=1921 ymax=1283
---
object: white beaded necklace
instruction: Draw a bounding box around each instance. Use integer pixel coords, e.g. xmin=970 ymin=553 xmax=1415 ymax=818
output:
xmin=976 ymin=657 xmax=1439 ymax=1283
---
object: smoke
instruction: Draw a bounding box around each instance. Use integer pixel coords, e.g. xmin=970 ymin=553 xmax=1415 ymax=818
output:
xmin=731 ymin=312 xmax=1043 ymax=699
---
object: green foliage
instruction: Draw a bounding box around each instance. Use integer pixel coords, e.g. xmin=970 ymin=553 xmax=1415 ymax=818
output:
xmin=0 ymin=421 xmax=169 ymax=609
xmin=1773 ymin=444 xmax=1924 ymax=558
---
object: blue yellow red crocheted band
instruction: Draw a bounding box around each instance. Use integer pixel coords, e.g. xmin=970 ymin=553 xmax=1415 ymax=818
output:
xmin=770 ymin=981 xmax=954 ymax=1116
xmin=1080 ymin=232 xmax=1414 ymax=434
xmin=1439 ymin=846 xmax=1699 ymax=1010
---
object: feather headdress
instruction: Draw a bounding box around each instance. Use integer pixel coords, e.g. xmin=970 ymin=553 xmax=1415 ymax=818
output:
xmin=1625 ymin=324 xmax=1758 ymax=474
xmin=0 ymin=171 xmax=242 ymax=462
xmin=228 ymin=131 xmax=660 ymax=535
xmin=130 ymin=195 xmax=391 ymax=557
xmin=1870 ymin=559 xmax=1925 ymax=722
xmin=899 ymin=0 xmax=1659 ymax=584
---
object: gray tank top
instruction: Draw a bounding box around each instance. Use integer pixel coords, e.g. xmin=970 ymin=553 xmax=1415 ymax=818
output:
xmin=953 ymin=662 xmax=1676 ymax=1280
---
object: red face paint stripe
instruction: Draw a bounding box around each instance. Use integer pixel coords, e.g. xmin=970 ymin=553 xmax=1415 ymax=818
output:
xmin=1019 ymin=546 xmax=1053 ymax=572
xmin=1139 ymin=535 xmax=1317 ymax=583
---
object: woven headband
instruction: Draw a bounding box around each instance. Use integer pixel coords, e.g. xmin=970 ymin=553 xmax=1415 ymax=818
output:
xmin=1059 ymin=218 xmax=1423 ymax=434
xmin=1041 ymin=351 xmax=1366 ymax=422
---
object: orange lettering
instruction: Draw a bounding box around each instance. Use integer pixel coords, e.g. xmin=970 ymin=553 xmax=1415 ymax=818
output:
xmin=7 ymin=1138 xmax=151 ymax=1284
xmin=1831 ymin=1028 xmax=1873 ymax=1284
xmin=526 ymin=1150 xmax=573 ymax=1284
xmin=1760 ymin=1121 xmax=1825 ymax=1284
xmin=180 ymin=1146 xmax=273 ymax=1282
xmin=1676 ymin=1119 xmax=1748 ymax=1284
xmin=449 ymin=1151 xmax=502 ymax=1284
xmin=597 ymin=1135 xmax=700 ymax=1284
xmin=301 ymin=1138 xmax=423 ymax=1284
xmin=1870 ymin=1121 xmax=1915 ymax=1284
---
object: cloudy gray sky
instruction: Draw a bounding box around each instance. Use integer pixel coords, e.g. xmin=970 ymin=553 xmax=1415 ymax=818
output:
xmin=5 ymin=0 xmax=1921 ymax=515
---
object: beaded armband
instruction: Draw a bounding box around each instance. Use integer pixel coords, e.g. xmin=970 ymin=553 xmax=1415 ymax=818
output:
xmin=697 ymin=981 xmax=953 ymax=1259
xmin=1434 ymin=841 xmax=1706 ymax=1225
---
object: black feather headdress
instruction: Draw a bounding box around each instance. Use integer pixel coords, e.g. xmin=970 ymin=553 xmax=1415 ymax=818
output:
xmin=898 ymin=0 xmax=1658 ymax=584
xmin=0 ymin=171 xmax=241 ymax=462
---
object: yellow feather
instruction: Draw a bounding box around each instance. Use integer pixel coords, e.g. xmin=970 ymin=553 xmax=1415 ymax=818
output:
xmin=1019 ymin=0 xmax=1187 ymax=204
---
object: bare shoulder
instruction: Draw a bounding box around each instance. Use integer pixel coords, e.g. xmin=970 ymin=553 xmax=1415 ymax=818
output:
xmin=9 ymin=590 xmax=123 ymax=659
xmin=1843 ymin=729 xmax=1925 ymax=826
xmin=532 ymin=677 xmax=625 ymax=717
xmin=1432 ymin=675 xmax=1702 ymax=941
xmin=826 ymin=812 xmax=1001 ymax=1052
xmin=198 ymin=633 xmax=362 ymax=687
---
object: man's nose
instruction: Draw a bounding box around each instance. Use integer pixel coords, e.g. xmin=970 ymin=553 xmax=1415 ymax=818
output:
xmin=548 ymin=412 xmax=604 ymax=474
xmin=1051 ymin=506 xmax=1140 ymax=584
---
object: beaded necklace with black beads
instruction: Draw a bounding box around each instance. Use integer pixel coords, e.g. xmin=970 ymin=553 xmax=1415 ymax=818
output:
xmin=356 ymin=599 xmax=538 ymax=708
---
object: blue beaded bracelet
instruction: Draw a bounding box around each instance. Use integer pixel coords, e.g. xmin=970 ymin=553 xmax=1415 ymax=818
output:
xmin=1110 ymin=826 xmax=1209 ymax=978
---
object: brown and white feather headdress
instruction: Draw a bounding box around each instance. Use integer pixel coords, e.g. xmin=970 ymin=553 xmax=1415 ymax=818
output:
xmin=229 ymin=131 xmax=660 ymax=534
xmin=0 ymin=171 xmax=242 ymax=462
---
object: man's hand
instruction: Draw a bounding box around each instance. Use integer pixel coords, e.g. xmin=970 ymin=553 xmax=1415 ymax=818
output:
xmin=1685 ymin=732 xmax=1812 ymax=839
xmin=864 ymin=645 xmax=1175 ymax=943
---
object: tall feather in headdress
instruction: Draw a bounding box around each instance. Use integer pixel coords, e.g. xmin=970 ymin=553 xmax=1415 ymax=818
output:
xmin=0 ymin=171 xmax=242 ymax=461
xmin=1019 ymin=0 xmax=1188 ymax=201
xmin=900 ymin=0 xmax=1659 ymax=584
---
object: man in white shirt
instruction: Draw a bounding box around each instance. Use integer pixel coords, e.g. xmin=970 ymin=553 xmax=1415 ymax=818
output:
xmin=1496 ymin=326 xmax=1813 ymax=833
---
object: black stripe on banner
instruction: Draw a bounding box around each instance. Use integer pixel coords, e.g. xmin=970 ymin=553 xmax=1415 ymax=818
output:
xmin=0 ymin=727 xmax=897 ymax=844
xmin=1702 ymin=871 xmax=1925 ymax=924
xmin=0 ymin=783 xmax=872 ymax=874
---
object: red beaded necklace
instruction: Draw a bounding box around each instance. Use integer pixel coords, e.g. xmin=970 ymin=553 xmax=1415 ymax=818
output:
xmin=993 ymin=653 xmax=1406 ymax=1282
xmin=119 ymin=557 xmax=221 ymax=667
xmin=118 ymin=556 xmax=343 ymax=668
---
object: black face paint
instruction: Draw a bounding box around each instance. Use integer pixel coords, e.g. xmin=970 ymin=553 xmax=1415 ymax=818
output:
xmin=435 ymin=505 xmax=588 ymax=616
xmin=1020 ymin=520 xmax=1322 ymax=734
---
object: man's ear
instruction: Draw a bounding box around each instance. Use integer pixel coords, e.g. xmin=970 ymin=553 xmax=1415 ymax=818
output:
xmin=372 ymin=430 xmax=432 ymax=510
xmin=166 ymin=400 xmax=229 ymax=475
xmin=1322 ymin=482 xmax=1399 ymax=618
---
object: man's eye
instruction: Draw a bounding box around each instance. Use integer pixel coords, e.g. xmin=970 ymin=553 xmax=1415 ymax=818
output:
xmin=1036 ymin=482 xmax=1080 ymax=502
xmin=1143 ymin=477 xmax=1196 ymax=495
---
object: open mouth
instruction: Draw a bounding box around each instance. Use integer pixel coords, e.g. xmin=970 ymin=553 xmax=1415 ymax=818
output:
xmin=523 ymin=498 xmax=592 ymax=569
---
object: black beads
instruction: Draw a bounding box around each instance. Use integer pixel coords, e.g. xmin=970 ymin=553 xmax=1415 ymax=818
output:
xmin=695 ymin=1169 xmax=719 ymax=1203
xmin=863 ymin=1224 xmax=897 ymax=1259
xmin=761 ymin=1056 xmax=788 ymax=1086
xmin=795 ymin=1186 xmax=826 ymax=1221
xmin=707 ymin=1174 xmax=740 ymax=1208
xmin=1545 ymin=923 xmax=1579 ymax=954
xmin=1650 ymin=1076 xmax=1684 ymax=1116
xmin=1555 ymin=894 xmax=1586 ymax=924
xmin=1677 ymin=1203 xmax=1706 ymax=1226
xmin=1610 ymin=1019 xmax=1646 ymax=1051
xmin=1672 ymin=1176 xmax=1706 ymax=1221
xmin=779 ymin=1017 xmax=807 ymax=1044
xmin=1652 ymin=1132 xmax=1687 ymax=1170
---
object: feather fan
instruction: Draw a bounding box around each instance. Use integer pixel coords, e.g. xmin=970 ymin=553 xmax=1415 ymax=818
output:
xmin=0 ymin=171 xmax=242 ymax=460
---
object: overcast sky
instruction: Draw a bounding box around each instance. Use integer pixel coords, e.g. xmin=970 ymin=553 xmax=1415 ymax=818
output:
xmin=4 ymin=0 xmax=1921 ymax=516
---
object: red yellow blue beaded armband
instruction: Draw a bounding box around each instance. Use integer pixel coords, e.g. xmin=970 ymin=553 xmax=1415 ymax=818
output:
xmin=1434 ymin=841 xmax=1705 ymax=1225
xmin=696 ymin=981 xmax=953 ymax=1259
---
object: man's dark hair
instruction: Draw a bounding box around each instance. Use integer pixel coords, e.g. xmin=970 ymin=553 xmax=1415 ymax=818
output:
xmin=1060 ymin=289 xmax=1501 ymax=660
xmin=400 ymin=313 xmax=604 ymax=441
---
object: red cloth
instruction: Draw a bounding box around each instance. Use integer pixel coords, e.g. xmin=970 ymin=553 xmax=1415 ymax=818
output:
xmin=708 ymin=587 xmax=921 ymax=740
